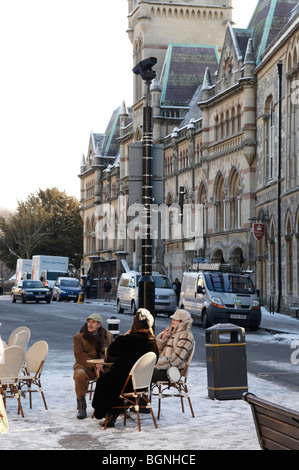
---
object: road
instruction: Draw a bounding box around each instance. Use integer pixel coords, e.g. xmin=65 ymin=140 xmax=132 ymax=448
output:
xmin=1 ymin=296 xmax=298 ymax=390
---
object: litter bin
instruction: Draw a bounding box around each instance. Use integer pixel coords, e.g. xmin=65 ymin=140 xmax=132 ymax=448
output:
xmin=205 ymin=323 xmax=248 ymax=400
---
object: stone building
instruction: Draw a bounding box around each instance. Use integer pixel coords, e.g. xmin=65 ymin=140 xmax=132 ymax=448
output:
xmin=78 ymin=0 xmax=299 ymax=311
xmin=254 ymin=1 xmax=299 ymax=310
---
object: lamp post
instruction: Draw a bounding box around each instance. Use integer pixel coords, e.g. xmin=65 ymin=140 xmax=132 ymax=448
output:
xmin=133 ymin=57 xmax=157 ymax=327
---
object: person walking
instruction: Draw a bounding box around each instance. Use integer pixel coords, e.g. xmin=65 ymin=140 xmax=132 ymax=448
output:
xmin=73 ymin=313 xmax=113 ymax=419
xmin=103 ymin=278 xmax=112 ymax=301
xmin=172 ymin=278 xmax=181 ymax=306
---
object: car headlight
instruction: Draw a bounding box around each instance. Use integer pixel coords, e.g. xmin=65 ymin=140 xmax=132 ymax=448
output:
xmin=59 ymin=290 xmax=66 ymax=294
xmin=251 ymin=300 xmax=260 ymax=309
xmin=211 ymin=296 xmax=224 ymax=308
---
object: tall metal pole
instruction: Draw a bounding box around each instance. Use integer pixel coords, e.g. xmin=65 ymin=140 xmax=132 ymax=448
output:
xmin=138 ymin=78 xmax=155 ymax=324
xmin=276 ymin=61 xmax=282 ymax=313
xmin=132 ymin=58 xmax=157 ymax=327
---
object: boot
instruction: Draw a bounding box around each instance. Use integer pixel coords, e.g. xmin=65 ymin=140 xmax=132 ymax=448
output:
xmin=101 ymin=410 xmax=120 ymax=428
xmin=77 ymin=397 xmax=87 ymax=419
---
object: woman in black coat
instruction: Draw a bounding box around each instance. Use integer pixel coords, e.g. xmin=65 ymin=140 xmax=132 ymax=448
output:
xmin=92 ymin=309 xmax=158 ymax=426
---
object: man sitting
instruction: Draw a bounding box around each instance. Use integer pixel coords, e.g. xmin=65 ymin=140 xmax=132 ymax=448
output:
xmin=73 ymin=313 xmax=113 ymax=419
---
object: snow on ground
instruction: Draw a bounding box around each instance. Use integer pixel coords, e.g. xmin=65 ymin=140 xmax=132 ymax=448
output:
xmin=1 ymin=352 xmax=298 ymax=451
xmin=0 ymin=303 xmax=298 ymax=451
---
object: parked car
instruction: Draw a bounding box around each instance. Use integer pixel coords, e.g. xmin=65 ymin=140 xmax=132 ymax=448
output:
xmin=11 ymin=280 xmax=51 ymax=304
xmin=179 ymin=264 xmax=261 ymax=330
xmin=52 ymin=277 xmax=83 ymax=302
xmin=116 ymin=271 xmax=177 ymax=316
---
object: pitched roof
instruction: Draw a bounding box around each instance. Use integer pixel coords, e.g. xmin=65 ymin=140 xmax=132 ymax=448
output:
xmin=179 ymin=83 xmax=203 ymax=128
xmin=102 ymin=105 xmax=132 ymax=158
xmin=160 ymin=44 xmax=219 ymax=107
xmin=248 ymin=0 xmax=298 ymax=63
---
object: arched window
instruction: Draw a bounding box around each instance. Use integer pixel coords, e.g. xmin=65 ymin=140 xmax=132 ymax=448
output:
xmin=220 ymin=113 xmax=225 ymax=140
xmin=214 ymin=172 xmax=225 ymax=232
xmin=228 ymin=167 xmax=241 ymax=229
xmin=215 ymin=115 xmax=219 ymax=141
xmin=198 ymin=182 xmax=208 ymax=235
xmin=285 ymin=215 xmax=293 ymax=294
xmin=231 ymin=107 xmax=236 ymax=134
xmin=237 ymin=104 xmax=242 ymax=132
xmin=269 ymin=219 xmax=276 ymax=293
xmin=264 ymin=97 xmax=275 ymax=182
xmin=91 ymin=216 xmax=96 ymax=254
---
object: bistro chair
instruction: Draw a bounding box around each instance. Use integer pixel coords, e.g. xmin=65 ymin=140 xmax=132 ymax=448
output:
xmin=151 ymin=342 xmax=196 ymax=419
xmin=104 ymin=352 xmax=158 ymax=432
xmin=19 ymin=340 xmax=48 ymax=410
xmin=7 ymin=326 xmax=31 ymax=350
xmin=0 ymin=345 xmax=26 ymax=417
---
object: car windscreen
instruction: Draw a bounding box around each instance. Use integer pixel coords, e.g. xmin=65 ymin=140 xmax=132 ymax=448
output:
xmin=204 ymin=273 xmax=255 ymax=294
xmin=153 ymin=276 xmax=172 ymax=288
xmin=47 ymin=272 xmax=67 ymax=280
xmin=60 ymin=280 xmax=80 ymax=287
xmin=23 ymin=281 xmax=44 ymax=288
xmin=133 ymin=275 xmax=172 ymax=288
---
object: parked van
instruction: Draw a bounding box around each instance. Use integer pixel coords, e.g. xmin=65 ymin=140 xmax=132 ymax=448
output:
xmin=179 ymin=264 xmax=261 ymax=330
xmin=116 ymin=271 xmax=177 ymax=316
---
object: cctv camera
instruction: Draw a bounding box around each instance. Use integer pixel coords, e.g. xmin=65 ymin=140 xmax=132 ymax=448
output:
xmin=132 ymin=57 xmax=157 ymax=81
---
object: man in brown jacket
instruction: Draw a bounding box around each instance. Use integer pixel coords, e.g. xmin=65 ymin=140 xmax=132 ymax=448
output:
xmin=73 ymin=313 xmax=113 ymax=419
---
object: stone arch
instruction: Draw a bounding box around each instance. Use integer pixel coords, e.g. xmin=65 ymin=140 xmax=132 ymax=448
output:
xmin=228 ymin=243 xmax=246 ymax=268
xmin=210 ymin=246 xmax=225 ymax=263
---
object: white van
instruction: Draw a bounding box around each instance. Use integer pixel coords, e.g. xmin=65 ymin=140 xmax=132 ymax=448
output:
xmin=179 ymin=264 xmax=261 ymax=330
xmin=116 ymin=271 xmax=177 ymax=316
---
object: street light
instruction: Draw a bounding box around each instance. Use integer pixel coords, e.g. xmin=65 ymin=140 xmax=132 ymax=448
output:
xmin=133 ymin=57 xmax=157 ymax=327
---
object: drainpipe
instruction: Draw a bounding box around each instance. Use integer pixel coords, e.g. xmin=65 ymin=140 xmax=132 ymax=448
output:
xmin=276 ymin=61 xmax=282 ymax=312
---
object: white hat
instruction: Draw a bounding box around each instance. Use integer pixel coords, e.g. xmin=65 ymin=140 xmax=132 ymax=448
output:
xmin=170 ymin=309 xmax=192 ymax=322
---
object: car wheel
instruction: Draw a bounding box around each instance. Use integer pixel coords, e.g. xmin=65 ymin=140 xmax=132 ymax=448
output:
xmin=117 ymin=299 xmax=124 ymax=313
xmin=202 ymin=310 xmax=211 ymax=329
xmin=46 ymin=299 xmax=51 ymax=304
xmin=131 ymin=300 xmax=137 ymax=315
xmin=11 ymin=294 xmax=16 ymax=303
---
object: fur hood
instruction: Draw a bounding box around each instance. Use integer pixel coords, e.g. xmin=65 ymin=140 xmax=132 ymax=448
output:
xmin=155 ymin=310 xmax=194 ymax=370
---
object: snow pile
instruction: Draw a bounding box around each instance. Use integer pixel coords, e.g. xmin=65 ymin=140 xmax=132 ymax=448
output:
xmin=1 ymin=350 xmax=298 ymax=451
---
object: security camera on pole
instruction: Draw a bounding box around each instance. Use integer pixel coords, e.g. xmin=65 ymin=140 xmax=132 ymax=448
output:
xmin=132 ymin=57 xmax=157 ymax=329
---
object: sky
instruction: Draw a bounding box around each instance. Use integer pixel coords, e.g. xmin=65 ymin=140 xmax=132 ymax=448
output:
xmin=0 ymin=0 xmax=258 ymax=212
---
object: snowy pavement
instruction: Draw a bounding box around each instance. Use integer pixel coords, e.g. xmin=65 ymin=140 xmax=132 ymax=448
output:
xmin=0 ymin=307 xmax=298 ymax=451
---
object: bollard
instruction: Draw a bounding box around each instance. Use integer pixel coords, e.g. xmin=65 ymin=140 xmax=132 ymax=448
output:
xmin=107 ymin=316 xmax=120 ymax=337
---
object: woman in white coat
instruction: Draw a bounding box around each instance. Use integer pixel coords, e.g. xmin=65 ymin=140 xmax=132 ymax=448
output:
xmin=152 ymin=309 xmax=194 ymax=382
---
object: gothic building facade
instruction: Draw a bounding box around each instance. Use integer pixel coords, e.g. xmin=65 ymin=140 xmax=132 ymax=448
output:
xmin=78 ymin=0 xmax=299 ymax=312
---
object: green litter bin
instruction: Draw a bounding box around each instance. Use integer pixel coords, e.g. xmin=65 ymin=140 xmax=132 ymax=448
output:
xmin=205 ymin=323 xmax=248 ymax=400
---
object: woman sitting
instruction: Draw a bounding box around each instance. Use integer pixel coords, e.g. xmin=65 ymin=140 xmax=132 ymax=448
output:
xmin=92 ymin=308 xmax=158 ymax=427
